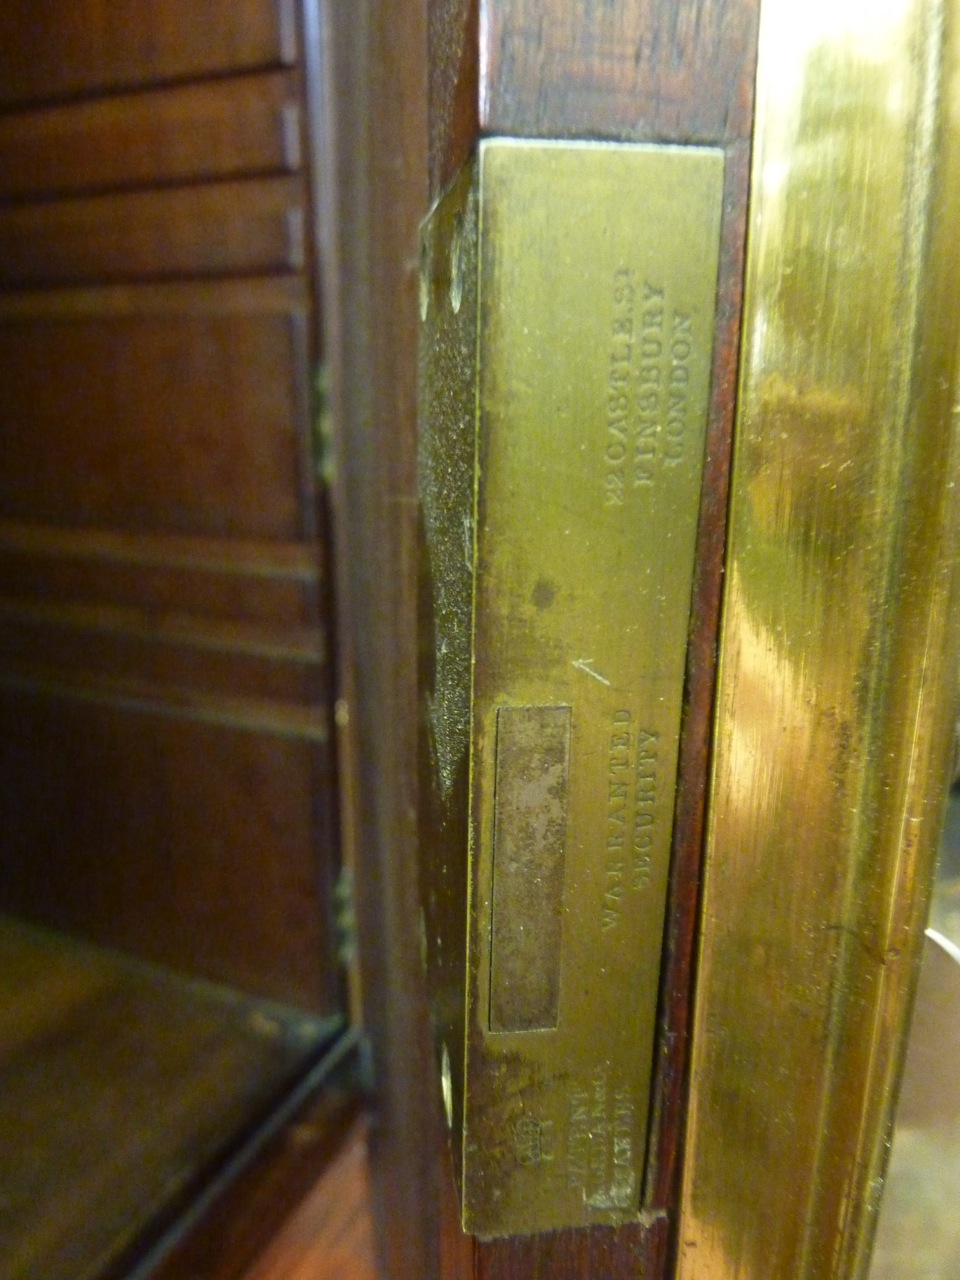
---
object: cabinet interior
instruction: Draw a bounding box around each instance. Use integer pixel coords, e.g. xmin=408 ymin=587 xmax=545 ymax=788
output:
xmin=0 ymin=3 xmax=343 ymax=1276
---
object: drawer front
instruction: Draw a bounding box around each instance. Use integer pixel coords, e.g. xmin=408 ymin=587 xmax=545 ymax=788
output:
xmin=0 ymin=72 xmax=302 ymax=201
xmin=0 ymin=0 xmax=296 ymax=108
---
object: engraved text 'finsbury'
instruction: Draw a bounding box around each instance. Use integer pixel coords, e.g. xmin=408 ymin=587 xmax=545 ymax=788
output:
xmin=604 ymin=270 xmax=696 ymax=504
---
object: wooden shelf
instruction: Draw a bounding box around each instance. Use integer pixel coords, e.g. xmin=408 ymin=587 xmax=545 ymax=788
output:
xmin=0 ymin=915 xmax=336 ymax=1280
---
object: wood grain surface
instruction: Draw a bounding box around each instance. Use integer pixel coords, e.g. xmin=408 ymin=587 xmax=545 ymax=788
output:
xmin=148 ymin=1067 xmax=371 ymax=1280
xmin=0 ymin=177 xmax=307 ymax=287
xmin=0 ymin=693 xmax=335 ymax=1009
xmin=240 ymin=1120 xmax=379 ymax=1280
xmin=313 ymin=0 xmax=443 ymax=1275
xmin=0 ymin=0 xmax=341 ymax=1022
xmin=0 ymin=0 xmax=296 ymax=108
xmin=0 ymin=523 xmax=319 ymax=627
xmin=430 ymin=0 xmax=759 ymax=193
xmin=0 ymin=312 xmax=310 ymax=539
xmin=0 ymin=73 xmax=301 ymax=201
xmin=0 ymin=917 xmax=332 ymax=1280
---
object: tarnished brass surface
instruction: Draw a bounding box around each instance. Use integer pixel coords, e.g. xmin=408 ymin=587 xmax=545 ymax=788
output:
xmin=418 ymin=140 xmax=723 ymax=1237
xmin=678 ymin=1 xmax=960 ymax=1277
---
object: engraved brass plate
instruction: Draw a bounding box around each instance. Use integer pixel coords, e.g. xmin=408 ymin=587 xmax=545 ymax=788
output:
xmin=418 ymin=140 xmax=723 ymax=1237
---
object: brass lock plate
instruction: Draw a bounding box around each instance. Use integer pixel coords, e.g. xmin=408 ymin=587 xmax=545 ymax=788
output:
xmin=418 ymin=139 xmax=723 ymax=1237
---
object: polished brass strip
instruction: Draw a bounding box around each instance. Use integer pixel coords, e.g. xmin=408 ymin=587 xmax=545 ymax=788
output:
xmin=678 ymin=1 xmax=960 ymax=1277
xmin=0 ymin=663 xmax=327 ymax=742
xmin=0 ymin=520 xmax=320 ymax=580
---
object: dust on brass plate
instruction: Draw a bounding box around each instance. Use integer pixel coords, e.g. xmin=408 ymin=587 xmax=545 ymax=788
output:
xmin=418 ymin=139 xmax=724 ymax=1237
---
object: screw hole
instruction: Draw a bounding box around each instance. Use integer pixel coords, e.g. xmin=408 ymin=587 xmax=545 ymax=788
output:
xmin=419 ymin=234 xmax=430 ymax=322
xmin=449 ymin=212 xmax=464 ymax=314
xmin=440 ymin=1042 xmax=453 ymax=1129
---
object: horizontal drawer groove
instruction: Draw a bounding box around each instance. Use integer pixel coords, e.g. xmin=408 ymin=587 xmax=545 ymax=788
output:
xmin=0 ymin=663 xmax=328 ymax=742
xmin=0 ymin=0 xmax=298 ymax=111
xmin=0 ymin=276 xmax=308 ymax=319
xmin=0 ymin=566 xmax=312 ymax=631
xmin=0 ymin=60 xmax=296 ymax=118
xmin=0 ymin=70 xmax=302 ymax=202
xmin=0 ymin=597 xmax=325 ymax=664
xmin=0 ymin=521 xmax=320 ymax=581
xmin=0 ymin=176 xmax=307 ymax=287
xmin=0 ymin=630 xmax=317 ymax=704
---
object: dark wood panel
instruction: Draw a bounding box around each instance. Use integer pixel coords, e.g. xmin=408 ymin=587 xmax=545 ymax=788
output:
xmin=0 ymin=915 xmax=333 ymax=1280
xmin=427 ymin=0 xmax=479 ymax=196
xmin=147 ymin=1066 xmax=367 ymax=1280
xmin=0 ymin=176 xmax=306 ymax=287
xmin=0 ymin=520 xmax=321 ymax=577
xmin=0 ymin=312 xmax=310 ymax=539
xmin=0 ymin=551 xmax=316 ymax=628
xmin=0 ymin=276 xmax=307 ymax=318
xmin=240 ymin=1118 xmax=377 ymax=1280
xmin=0 ymin=603 xmax=324 ymax=703
xmin=0 ymin=597 xmax=325 ymax=660
xmin=472 ymin=1223 xmax=668 ymax=1280
xmin=0 ymin=662 xmax=328 ymax=742
xmin=0 ymin=522 xmax=322 ymax=627
xmin=0 ymin=0 xmax=297 ymax=109
xmin=0 ymin=30 xmax=346 ymax=1280
xmin=0 ymin=72 xmax=301 ymax=201
xmin=0 ymin=691 xmax=338 ymax=1010
xmin=315 ymin=0 xmax=443 ymax=1276
xmin=431 ymin=0 xmax=760 ymax=191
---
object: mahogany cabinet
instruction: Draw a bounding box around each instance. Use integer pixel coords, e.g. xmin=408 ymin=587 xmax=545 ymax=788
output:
xmin=4 ymin=2 xmax=958 ymax=1279
xmin=0 ymin=3 xmax=353 ymax=1276
xmin=322 ymin=2 xmax=960 ymax=1279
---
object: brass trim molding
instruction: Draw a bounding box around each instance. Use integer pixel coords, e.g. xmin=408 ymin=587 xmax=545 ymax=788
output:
xmin=678 ymin=0 xmax=960 ymax=1276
